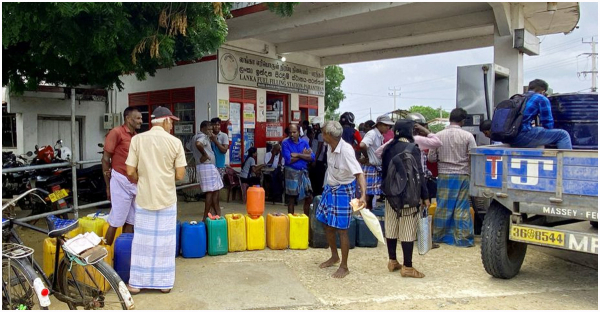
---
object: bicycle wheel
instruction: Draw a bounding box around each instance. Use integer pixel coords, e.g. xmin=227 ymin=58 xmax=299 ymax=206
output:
xmin=2 ymin=258 xmax=49 ymax=310
xmin=57 ymin=258 xmax=133 ymax=310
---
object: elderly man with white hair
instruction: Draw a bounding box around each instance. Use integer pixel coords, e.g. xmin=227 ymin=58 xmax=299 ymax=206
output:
xmin=126 ymin=106 xmax=187 ymax=294
xmin=316 ymin=120 xmax=367 ymax=279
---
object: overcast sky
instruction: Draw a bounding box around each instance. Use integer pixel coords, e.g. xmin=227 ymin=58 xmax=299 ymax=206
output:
xmin=338 ymin=2 xmax=598 ymax=124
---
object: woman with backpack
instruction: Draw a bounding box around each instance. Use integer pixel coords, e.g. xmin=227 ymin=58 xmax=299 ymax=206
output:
xmin=380 ymin=119 xmax=430 ymax=278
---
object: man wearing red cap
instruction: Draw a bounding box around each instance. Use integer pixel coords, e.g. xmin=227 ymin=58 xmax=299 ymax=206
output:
xmin=125 ymin=106 xmax=187 ymax=294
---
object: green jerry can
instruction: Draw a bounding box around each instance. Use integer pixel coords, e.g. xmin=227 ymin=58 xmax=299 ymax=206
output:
xmin=206 ymin=215 xmax=228 ymax=256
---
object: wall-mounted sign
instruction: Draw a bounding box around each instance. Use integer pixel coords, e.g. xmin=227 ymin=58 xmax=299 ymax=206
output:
xmin=218 ymin=99 xmax=229 ymax=120
xmin=174 ymin=124 xmax=193 ymax=134
xmin=218 ymin=48 xmax=325 ymax=96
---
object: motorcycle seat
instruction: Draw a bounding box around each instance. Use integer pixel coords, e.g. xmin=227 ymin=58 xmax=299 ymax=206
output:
xmin=46 ymin=215 xmax=79 ymax=238
xmin=76 ymin=164 xmax=102 ymax=176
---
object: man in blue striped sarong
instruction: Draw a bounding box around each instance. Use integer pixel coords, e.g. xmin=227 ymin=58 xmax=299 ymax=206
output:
xmin=359 ymin=115 xmax=394 ymax=209
xmin=125 ymin=107 xmax=187 ymax=294
xmin=316 ymin=121 xmax=367 ymax=278
xmin=428 ymin=108 xmax=477 ymax=247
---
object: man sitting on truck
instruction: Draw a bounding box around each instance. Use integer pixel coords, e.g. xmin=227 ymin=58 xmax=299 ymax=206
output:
xmin=508 ymin=79 xmax=572 ymax=149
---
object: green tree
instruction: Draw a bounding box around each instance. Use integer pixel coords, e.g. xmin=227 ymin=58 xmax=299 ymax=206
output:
xmin=408 ymin=105 xmax=449 ymax=122
xmin=2 ymin=2 xmax=297 ymax=93
xmin=324 ymin=65 xmax=346 ymax=121
xmin=428 ymin=124 xmax=446 ymax=133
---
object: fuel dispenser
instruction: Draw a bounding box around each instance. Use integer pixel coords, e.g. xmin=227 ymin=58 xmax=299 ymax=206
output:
xmin=455 ymin=63 xmax=510 ymax=233
xmin=456 ymin=64 xmax=510 ymax=146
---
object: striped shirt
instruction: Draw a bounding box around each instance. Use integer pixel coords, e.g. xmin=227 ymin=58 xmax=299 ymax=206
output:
xmin=428 ymin=125 xmax=477 ymax=175
xmin=521 ymin=91 xmax=554 ymax=131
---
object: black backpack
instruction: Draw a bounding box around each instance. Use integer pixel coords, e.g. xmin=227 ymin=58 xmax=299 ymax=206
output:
xmin=490 ymin=93 xmax=531 ymax=142
xmin=383 ymin=143 xmax=422 ymax=214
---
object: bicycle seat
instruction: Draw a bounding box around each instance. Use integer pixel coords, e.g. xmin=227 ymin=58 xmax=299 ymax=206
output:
xmin=46 ymin=215 xmax=79 ymax=238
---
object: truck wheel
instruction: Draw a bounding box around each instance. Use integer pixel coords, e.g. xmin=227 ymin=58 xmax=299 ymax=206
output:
xmin=591 ymin=221 xmax=598 ymax=229
xmin=481 ymin=201 xmax=527 ymax=279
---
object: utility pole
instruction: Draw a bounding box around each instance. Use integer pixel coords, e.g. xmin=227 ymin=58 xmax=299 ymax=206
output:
xmin=388 ymin=87 xmax=401 ymax=113
xmin=369 ymin=107 xmax=372 ymax=120
xmin=580 ymin=38 xmax=598 ymax=92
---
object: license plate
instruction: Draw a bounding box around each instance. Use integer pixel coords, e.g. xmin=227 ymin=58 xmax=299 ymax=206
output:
xmin=49 ymin=189 xmax=68 ymax=203
xmin=510 ymin=224 xmax=565 ymax=247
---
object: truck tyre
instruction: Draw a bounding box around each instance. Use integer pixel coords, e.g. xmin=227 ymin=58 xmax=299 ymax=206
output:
xmin=591 ymin=221 xmax=598 ymax=229
xmin=481 ymin=201 xmax=527 ymax=279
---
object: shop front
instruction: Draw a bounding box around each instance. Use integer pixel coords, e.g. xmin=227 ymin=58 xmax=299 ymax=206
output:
xmin=217 ymin=47 xmax=325 ymax=166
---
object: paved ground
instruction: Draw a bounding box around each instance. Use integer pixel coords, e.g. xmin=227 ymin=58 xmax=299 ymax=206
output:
xmin=18 ymin=193 xmax=599 ymax=310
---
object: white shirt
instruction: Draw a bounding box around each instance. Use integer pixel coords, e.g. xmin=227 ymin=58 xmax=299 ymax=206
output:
xmin=325 ymin=139 xmax=363 ymax=186
xmin=264 ymin=152 xmax=284 ymax=168
xmin=361 ymin=129 xmax=384 ymax=166
xmin=193 ymin=133 xmax=215 ymax=164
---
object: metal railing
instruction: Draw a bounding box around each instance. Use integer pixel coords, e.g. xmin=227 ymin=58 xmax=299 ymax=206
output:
xmin=3 ymin=89 xmax=201 ymax=223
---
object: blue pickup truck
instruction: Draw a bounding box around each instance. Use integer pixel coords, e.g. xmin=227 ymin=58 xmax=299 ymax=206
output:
xmin=470 ymin=146 xmax=598 ymax=279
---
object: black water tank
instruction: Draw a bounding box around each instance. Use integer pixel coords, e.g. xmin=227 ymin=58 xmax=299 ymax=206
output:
xmin=549 ymin=92 xmax=598 ymax=150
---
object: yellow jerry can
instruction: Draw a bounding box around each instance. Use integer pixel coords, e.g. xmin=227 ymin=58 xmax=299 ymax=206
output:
xmin=78 ymin=216 xmax=106 ymax=237
xmin=288 ymin=213 xmax=309 ymax=250
xmin=245 ymin=215 xmax=265 ymax=251
xmin=266 ymin=213 xmax=289 ymax=250
xmin=225 ymin=213 xmax=247 ymax=252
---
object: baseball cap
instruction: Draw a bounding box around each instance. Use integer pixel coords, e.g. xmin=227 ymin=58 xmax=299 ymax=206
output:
xmin=151 ymin=106 xmax=180 ymax=121
xmin=376 ymin=115 xmax=394 ymax=126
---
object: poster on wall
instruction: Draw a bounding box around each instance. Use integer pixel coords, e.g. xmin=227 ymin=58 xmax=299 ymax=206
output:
xmin=243 ymin=103 xmax=255 ymax=129
xmin=229 ymin=134 xmax=242 ymax=165
xmin=229 ymin=102 xmax=241 ymax=134
xmin=266 ymin=124 xmax=283 ymax=137
xmin=218 ymin=99 xmax=229 ymax=120
xmin=243 ymin=131 xmax=255 ymax=158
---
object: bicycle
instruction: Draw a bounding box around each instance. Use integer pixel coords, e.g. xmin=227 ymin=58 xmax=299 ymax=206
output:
xmin=2 ymin=188 xmax=135 ymax=310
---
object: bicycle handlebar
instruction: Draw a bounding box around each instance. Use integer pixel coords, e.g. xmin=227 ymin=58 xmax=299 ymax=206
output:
xmin=2 ymin=188 xmax=50 ymax=211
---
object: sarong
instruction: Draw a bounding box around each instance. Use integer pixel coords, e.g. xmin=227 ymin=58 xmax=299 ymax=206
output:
xmin=284 ymin=167 xmax=312 ymax=201
xmin=361 ymin=164 xmax=382 ymax=195
xmin=197 ymin=164 xmax=224 ymax=192
xmin=107 ymin=169 xmax=136 ymax=227
xmin=129 ymin=203 xmax=177 ymax=289
xmin=316 ymin=181 xmax=356 ymax=230
xmin=433 ymin=174 xmax=474 ymax=247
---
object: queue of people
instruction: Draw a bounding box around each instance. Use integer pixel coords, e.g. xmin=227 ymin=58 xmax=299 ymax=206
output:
xmin=98 ymin=78 xmax=571 ymax=292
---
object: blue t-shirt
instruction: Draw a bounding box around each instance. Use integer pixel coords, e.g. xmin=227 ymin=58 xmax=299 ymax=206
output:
xmin=211 ymin=132 xmax=229 ymax=168
xmin=282 ymin=138 xmax=315 ymax=171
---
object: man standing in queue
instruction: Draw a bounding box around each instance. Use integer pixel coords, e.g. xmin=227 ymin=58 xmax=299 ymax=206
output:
xmin=316 ymin=121 xmax=367 ymax=278
xmin=102 ymin=107 xmax=142 ymax=245
xmin=125 ymin=106 xmax=187 ymax=294
xmin=282 ymin=124 xmax=315 ymax=215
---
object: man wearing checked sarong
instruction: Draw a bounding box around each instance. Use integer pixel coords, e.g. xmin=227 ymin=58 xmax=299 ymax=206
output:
xmin=316 ymin=121 xmax=367 ymax=278
xmin=125 ymin=106 xmax=187 ymax=294
xmin=282 ymin=124 xmax=315 ymax=215
xmin=359 ymin=115 xmax=394 ymax=209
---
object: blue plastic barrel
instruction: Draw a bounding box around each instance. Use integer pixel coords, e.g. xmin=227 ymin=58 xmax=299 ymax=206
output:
xmin=181 ymin=221 xmax=207 ymax=258
xmin=114 ymin=233 xmax=134 ymax=283
xmin=549 ymin=92 xmax=598 ymax=149
xmin=355 ymin=215 xmax=378 ymax=247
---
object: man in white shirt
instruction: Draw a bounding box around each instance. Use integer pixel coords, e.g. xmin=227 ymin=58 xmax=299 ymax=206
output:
xmin=316 ymin=121 xmax=367 ymax=279
xmin=359 ymin=115 xmax=394 ymax=209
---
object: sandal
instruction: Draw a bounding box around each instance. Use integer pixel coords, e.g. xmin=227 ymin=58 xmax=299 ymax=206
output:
xmin=388 ymin=260 xmax=402 ymax=272
xmin=127 ymin=285 xmax=141 ymax=295
xmin=400 ymin=266 xmax=425 ymax=278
